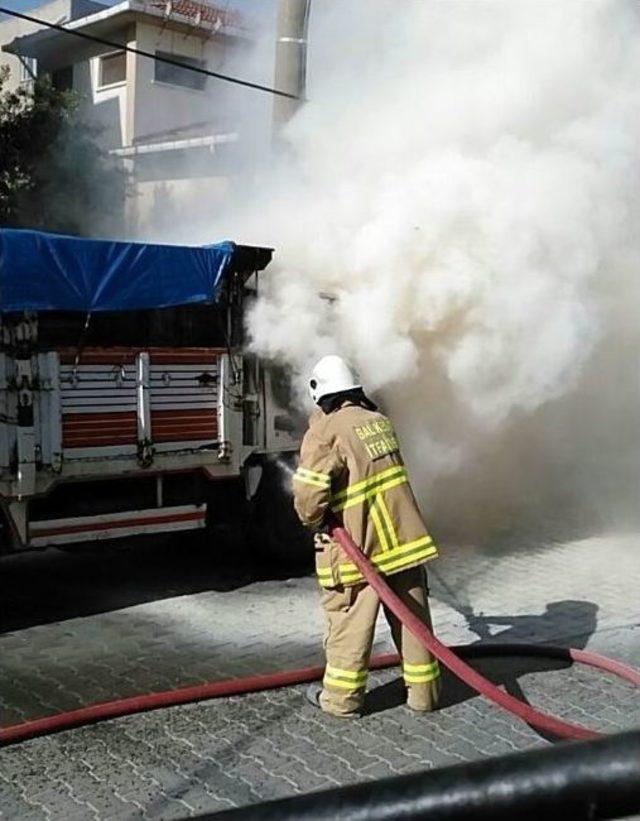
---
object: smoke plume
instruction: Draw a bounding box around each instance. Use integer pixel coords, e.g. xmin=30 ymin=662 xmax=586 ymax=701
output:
xmin=217 ymin=0 xmax=640 ymax=543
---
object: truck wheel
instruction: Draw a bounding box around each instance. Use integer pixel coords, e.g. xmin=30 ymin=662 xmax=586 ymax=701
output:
xmin=203 ymin=478 xmax=256 ymax=576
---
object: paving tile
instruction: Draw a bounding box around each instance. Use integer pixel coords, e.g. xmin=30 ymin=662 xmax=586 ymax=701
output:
xmin=1 ymin=533 xmax=639 ymax=818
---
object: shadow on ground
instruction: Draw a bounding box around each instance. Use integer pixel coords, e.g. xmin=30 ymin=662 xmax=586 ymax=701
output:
xmin=0 ymin=529 xmax=313 ymax=634
xmin=364 ymin=599 xmax=599 ymax=742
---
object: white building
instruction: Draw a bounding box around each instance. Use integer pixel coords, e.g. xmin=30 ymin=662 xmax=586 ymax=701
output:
xmin=0 ymin=0 xmax=281 ymax=238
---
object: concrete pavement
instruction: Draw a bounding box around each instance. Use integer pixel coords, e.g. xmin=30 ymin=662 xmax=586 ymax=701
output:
xmin=1 ymin=530 xmax=639 ymax=818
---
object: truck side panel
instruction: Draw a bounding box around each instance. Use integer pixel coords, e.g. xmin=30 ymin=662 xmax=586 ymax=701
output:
xmin=58 ymin=347 xmax=221 ymax=457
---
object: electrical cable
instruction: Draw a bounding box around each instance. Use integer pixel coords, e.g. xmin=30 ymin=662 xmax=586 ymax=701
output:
xmin=0 ymin=7 xmax=300 ymax=100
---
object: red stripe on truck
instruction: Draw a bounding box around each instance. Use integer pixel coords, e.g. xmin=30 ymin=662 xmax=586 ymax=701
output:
xmin=64 ymin=437 xmax=137 ymax=447
xmin=62 ymin=409 xmax=218 ymax=447
xmin=152 ymin=408 xmax=217 ymax=442
xmin=58 ymin=347 xmax=224 ymax=365
xmin=63 ymin=410 xmax=137 ymax=447
xmin=31 ymin=509 xmax=205 ymax=538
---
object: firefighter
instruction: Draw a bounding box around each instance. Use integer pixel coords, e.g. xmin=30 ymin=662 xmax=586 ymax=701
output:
xmin=292 ymin=355 xmax=441 ymax=718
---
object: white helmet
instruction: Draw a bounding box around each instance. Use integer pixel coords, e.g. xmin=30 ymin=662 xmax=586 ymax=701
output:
xmin=309 ymin=355 xmax=361 ymax=404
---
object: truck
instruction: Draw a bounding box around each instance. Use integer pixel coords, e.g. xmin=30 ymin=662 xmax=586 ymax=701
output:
xmin=0 ymin=228 xmax=304 ymax=561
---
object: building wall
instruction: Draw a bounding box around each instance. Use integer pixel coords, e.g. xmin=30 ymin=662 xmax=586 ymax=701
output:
xmin=132 ymin=20 xmax=229 ymax=144
xmin=0 ymin=1 xmax=283 ymax=240
xmin=125 ymin=18 xmax=240 ymax=238
xmin=0 ymin=0 xmax=104 ymax=92
xmin=75 ymin=29 xmax=132 ymax=150
xmin=0 ymin=17 xmax=31 ymax=93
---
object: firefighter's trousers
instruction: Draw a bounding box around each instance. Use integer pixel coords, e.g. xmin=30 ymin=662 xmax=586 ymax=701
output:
xmin=319 ymin=565 xmax=441 ymax=716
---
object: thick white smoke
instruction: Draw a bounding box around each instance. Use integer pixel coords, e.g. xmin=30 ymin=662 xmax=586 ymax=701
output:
xmin=217 ymin=0 xmax=640 ymax=541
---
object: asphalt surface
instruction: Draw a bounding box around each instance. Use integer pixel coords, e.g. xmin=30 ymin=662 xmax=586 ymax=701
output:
xmin=1 ymin=529 xmax=639 ymax=819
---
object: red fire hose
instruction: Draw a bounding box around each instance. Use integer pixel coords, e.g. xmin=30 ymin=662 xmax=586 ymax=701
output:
xmin=330 ymin=525 xmax=640 ymax=741
xmin=2 ymin=527 xmax=640 ymax=746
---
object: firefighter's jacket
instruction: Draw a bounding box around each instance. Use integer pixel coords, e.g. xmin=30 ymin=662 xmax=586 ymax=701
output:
xmin=293 ymin=402 xmax=438 ymax=589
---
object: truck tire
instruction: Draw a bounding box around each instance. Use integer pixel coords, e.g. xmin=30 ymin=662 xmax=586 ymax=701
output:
xmin=202 ymin=477 xmax=256 ymax=575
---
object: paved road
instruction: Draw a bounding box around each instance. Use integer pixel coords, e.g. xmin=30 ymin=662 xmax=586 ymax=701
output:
xmin=1 ymin=530 xmax=639 ymax=819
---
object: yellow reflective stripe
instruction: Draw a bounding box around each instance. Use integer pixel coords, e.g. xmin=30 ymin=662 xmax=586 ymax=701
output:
xmin=403 ymin=661 xmax=441 ymax=684
xmin=294 ymin=472 xmax=329 ymax=490
xmin=296 ymin=467 xmax=331 ymax=485
xmin=317 ymin=563 xmax=365 ymax=582
xmin=333 ymin=474 xmax=409 ymax=512
xmin=323 ymin=676 xmax=367 ymax=690
xmin=340 ymin=572 xmax=364 ymax=583
xmin=375 ymin=535 xmax=435 ymax=565
xmin=316 ymin=535 xmax=437 ymax=587
xmin=331 ymin=465 xmax=406 ymax=504
xmin=317 ymin=567 xmax=364 ymax=587
xmin=376 ymin=495 xmax=399 ymax=549
xmin=404 ymin=671 xmax=441 ymax=684
xmin=330 ymin=465 xmax=403 ymax=502
xmin=316 ymin=571 xmax=364 ymax=588
xmin=370 ymin=496 xmax=391 ymax=552
xmin=324 ymin=667 xmax=368 ymax=690
xmin=300 ymin=468 xmax=330 ymax=482
xmin=316 ymin=536 xmax=437 ymax=586
xmin=403 ymin=661 xmax=440 ymax=674
xmin=338 ymin=536 xmax=436 ymax=576
xmin=375 ymin=537 xmax=437 ymax=574
xmin=325 ymin=665 xmax=368 ymax=681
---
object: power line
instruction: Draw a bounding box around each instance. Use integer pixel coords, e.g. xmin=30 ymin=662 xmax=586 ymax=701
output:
xmin=0 ymin=6 xmax=300 ymax=100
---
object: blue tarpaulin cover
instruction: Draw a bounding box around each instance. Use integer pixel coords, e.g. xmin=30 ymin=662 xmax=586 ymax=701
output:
xmin=0 ymin=229 xmax=237 ymax=312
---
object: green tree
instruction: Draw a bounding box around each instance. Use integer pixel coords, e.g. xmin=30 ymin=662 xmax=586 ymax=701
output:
xmin=0 ymin=66 xmax=127 ymax=236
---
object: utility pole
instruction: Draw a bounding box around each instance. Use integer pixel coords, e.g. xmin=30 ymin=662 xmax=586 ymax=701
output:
xmin=272 ymin=0 xmax=311 ymax=134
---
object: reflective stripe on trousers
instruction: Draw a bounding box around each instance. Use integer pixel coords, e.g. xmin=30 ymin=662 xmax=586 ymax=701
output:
xmin=403 ymin=660 xmax=441 ymax=684
xmin=319 ymin=566 xmax=440 ymax=716
xmin=323 ymin=664 xmax=368 ymax=692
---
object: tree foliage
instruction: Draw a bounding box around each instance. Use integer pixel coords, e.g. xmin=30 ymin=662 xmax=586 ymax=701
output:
xmin=0 ymin=66 xmax=127 ymax=236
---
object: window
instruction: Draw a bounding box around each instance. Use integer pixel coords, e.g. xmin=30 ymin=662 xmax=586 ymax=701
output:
xmin=52 ymin=66 xmax=73 ymax=91
xmin=19 ymin=57 xmax=37 ymax=83
xmin=154 ymin=51 xmax=206 ymax=91
xmin=99 ymin=51 xmax=126 ymax=87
